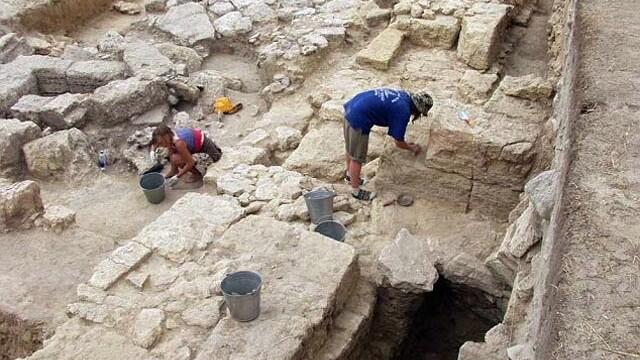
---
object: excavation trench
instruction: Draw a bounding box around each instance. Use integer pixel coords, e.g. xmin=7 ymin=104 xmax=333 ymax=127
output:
xmin=16 ymin=0 xmax=117 ymax=33
xmin=397 ymin=279 xmax=502 ymax=360
xmin=362 ymin=275 xmax=504 ymax=360
xmin=0 ymin=310 xmax=47 ymax=360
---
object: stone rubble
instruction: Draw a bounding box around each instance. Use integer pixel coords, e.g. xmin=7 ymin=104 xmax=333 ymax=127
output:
xmin=457 ymin=3 xmax=512 ymax=70
xmin=355 ymin=28 xmax=404 ymax=70
xmin=0 ymin=180 xmax=44 ymax=232
xmin=22 ymin=128 xmax=95 ymax=180
xmin=39 ymin=204 xmax=76 ymax=234
xmin=155 ymin=3 xmax=216 ymax=45
xmin=0 ymin=118 xmax=41 ymax=178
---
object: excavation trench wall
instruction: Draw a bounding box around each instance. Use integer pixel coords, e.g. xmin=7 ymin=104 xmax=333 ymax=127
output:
xmin=0 ymin=309 xmax=47 ymax=360
xmin=528 ymin=0 xmax=579 ymax=357
xmin=9 ymin=0 xmax=116 ymax=33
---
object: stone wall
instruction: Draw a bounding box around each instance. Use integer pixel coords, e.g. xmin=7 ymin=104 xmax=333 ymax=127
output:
xmin=457 ymin=0 xmax=580 ymax=357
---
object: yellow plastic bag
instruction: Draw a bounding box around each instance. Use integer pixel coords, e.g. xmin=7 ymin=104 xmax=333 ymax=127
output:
xmin=213 ymin=97 xmax=234 ymax=114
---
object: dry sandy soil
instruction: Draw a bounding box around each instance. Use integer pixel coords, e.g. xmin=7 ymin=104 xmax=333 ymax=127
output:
xmin=548 ymin=0 xmax=640 ymax=358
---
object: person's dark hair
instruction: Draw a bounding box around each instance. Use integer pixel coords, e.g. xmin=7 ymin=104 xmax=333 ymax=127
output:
xmin=150 ymin=124 xmax=174 ymax=147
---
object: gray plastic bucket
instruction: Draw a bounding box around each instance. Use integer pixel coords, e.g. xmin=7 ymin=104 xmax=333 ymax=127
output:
xmin=139 ymin=173 xmax=166 ymax=204
xmin=221 ymin=271 xmax=262 ymax=322
xmin=314 ymin=220 xmax=347 ymax=242
xmin=304 ymin=189 xmax=335 ymax=224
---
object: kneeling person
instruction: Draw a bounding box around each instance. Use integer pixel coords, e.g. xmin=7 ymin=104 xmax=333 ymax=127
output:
xmin=150 ymin=125 xmax=222 ymax=184
xmin=343 ymin=88 xmax=433 ymax=201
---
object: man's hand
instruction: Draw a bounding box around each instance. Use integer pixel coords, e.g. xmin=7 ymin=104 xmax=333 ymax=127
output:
xmin=408 ymin=143 xmax=421 ymax=156
xmin=395 ymin=140 xmax=421 ymax=156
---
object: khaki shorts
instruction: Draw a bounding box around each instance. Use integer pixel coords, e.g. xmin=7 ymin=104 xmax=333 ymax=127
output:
xmin=343 ymin=120 xmax=369 ymax=164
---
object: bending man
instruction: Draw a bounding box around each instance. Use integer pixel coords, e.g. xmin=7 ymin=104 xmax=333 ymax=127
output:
xmin=343 ymin=88 xmax=433 ymax=201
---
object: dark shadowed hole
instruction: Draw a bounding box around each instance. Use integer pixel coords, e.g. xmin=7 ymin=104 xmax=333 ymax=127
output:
xmin=397 ymin=279 xmax=501 ymax=360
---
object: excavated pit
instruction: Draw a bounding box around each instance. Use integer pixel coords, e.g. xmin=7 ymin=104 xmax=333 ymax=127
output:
xmin=398 ymin=279 xmax=502 ymax=360
xmin=13 ymin=0 xmax=118 ymax=33
xmin=0 ymin=310 xmax=47 ymax=360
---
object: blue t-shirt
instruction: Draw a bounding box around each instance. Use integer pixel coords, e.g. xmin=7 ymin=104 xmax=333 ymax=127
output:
xmin=343 ymin=89 xmax=412 ymax=141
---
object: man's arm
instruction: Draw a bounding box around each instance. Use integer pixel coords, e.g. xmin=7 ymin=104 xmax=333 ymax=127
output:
xmin=394 ymin=140 xmax=421 ymax=155
xmin=175 ymin=141 xmax=196 ymax=177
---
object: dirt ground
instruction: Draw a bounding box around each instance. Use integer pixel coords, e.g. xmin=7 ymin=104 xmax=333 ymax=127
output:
xmin=548 ymin=0 xmax=640 ymax=358
xmin=0 ymin=173 xmax=207 ymax=328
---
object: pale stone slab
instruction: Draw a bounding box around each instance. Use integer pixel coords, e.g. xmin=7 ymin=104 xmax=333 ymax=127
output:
xmin=355 ymin=28 xmax=404 ymax=70
xmin=378 ymin=228 xmax=438 ymax=292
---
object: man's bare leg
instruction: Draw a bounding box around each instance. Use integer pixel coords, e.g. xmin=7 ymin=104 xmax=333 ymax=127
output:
xmin=348 ymin=160 xmax=362 ymax=190
xmin=345 ymin=153 xmax=351 ymax=176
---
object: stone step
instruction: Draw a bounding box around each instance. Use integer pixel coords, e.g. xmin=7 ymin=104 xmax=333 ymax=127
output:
xmin=316 ymin=278 xmax=377 ymax=360
xmin=355 ymin=28 xmax=404 ymax=70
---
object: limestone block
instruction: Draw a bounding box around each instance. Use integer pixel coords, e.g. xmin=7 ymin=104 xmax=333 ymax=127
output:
xmin=10 ymin=95 xmax=52 ymax=125
xmin=210 ymin=1 xmax=234 ymax=16
xmin=365 ymin=8 xmax=392 ymax=27
xmin=133 ymin=308 xmax=165 ymax=349
xmin=97 ymin=31 xmax=126 ymax=60
xmin=133 ymin=193 xmax=244 ymax=262
xmin=76 ymin=284 xmax=107 ymax=303
xmin=145 ymin=0 xmax=167 ymax=12
xmin=87 ymin=77 xmax=167 ymax=126
xmin=126 ymin=272 xmax=149 ymax=289
xmin=378 ymin=228 xmax=439 ymax=292
xmin=16 ymin=55 xmax=73 ymax=95
xmin=0 ymin=65 xmax=37 ymax=114
xmin=458 ymin=323 xmax=509 ymax=360
xmin=66 ymin=60 xmax=127 ymax=93
xmin=0 ymin=180 xmax=44 ymax=232
xmin=395 ymin=16 xmax=460 ymax=49
xmin=113 ymin=1 xmax=144 ymax=14
xmin=273 ymin=126 xmax=302 ymax=151
xmin=260 ymin=98 xmax=314 ymax=131
xmin=195 ymin=215 xmax=357 ymax=360
xmin=39 ymin=93 xmax=89 ymax=130
xmin=458 ymin=70 xmax=499 ymax=104
xmin=319 ymin=99 xmax=344 ymax=122
xmin=484 ymin=84 xmax=549 ymax=124
xmin=67 ymin=303 xmax=112 ymax=324
xmin=41 ymin=205 xmax=76 ymax=233
xmin=0 ymin=33 xmax=33 ymax=64
xmin=284 ymin=122 xmax=385 ymax=182
xmin=0 ymin=119 xmax=41 ymax=177
xmin=156 ymin=3 xmax=216 ymax=45
xmin=457 ymin=3 xmax=512 ymax=70
xmin=123 ymin=41 xmax=175 ymax=79
xmin=355 ymin=28 xmax=404 ymax=70
xmin=216 ymin=172 xmax=255 ymax=196
xmin=503 ymin=205 xmax=541 ymax=258
xmin=180 ymin=297 xmax=223 ymax=328
xmin=441 ymin=252 xmax=505 ymax=297
xmin=156 ymin=43 xmax=203 ymax=75
xmin=110 ymin=241 xmax=152 ymax=269
xmin=241 ymin=1 xmax=276 ymax=23
xmin=190 ymin=70 xmax=227 ymax=115
xmin=23 ymin=128 xmax=95 ymax=180
xmin=239 ymin=128 xmax=276 ymax=150
xmin=61 ymin=45 xmax=98 ymax=61
xmin=502 ymin=74 xmax=553 ymax=101
xmin=88 ymin=258 xmax=130 ymax=290
xmin=203 ymin=146 xmax=270 ymax=185
xmin=524 ymin=170 xmax=556 ymax=220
